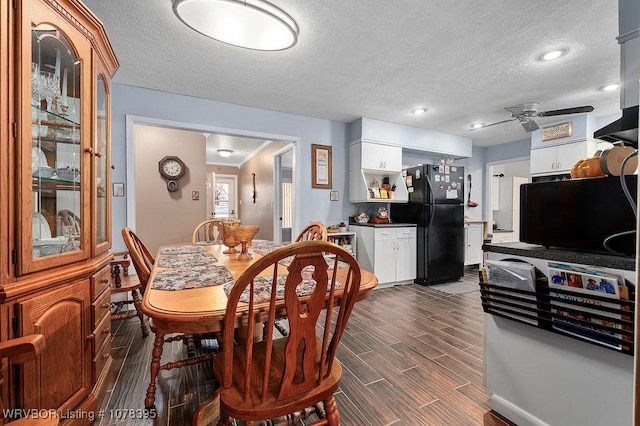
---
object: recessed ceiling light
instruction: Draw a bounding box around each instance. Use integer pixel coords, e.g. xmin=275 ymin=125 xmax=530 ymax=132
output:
xmin=411 ymin=108 xmax=428 ymax=115
xmin=217 ymin=149 xmax=233 ymax=157
xmin=470 ymin=123 xmax=485 ymax=129
xmin=600 ymin=84 xmax=620 ymax=91
xmin=539 ymin=48 xmax=568 ymax=61
xmin=173 ymin=0 xmax=299 ymax=51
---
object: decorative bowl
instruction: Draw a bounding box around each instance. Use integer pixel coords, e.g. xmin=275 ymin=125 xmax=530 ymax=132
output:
xmin=56 ymin=168 xmax=79 ymax=181
xmin=33 ymin=166 xmax=55 ymax=179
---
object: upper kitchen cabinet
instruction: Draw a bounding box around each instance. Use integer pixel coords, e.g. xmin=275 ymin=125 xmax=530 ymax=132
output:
xmin=359 ymin=141 xmax=402 ymax=171
xmin=349 ymin=141 xmax=409 ymax=203
xmin=1 ymin=0 xmax=118 ymax=418
xmin=17 ymin=0 xmax=118 ymax=274
xmin=530 ymin=140 xmax=597 ymax=176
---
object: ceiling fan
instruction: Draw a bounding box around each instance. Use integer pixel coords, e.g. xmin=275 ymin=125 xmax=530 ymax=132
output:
xmin=471 ymin=102 xmax=594 ymax=133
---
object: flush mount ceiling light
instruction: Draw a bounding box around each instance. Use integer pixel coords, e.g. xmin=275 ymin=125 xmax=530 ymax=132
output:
xmin=470 ymin=123 xmax=485 ymax=129
xmin=538 ymin=48 xmax=568 ymax=61
xmin=217 ymin=149 xmax=234 ymax=157
xmin=411 ymin=108 xmax=428 ymax=115
xmin=173 ymin=0 xmax=299 ymax=51
xmin=599 ymin=83 xmax=620 ymax=91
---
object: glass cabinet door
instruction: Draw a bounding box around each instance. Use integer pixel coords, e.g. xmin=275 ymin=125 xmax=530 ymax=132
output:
xmin=94 ymin=73 xmax=111 ymax=253
xmin=21 ymin=12 xmax=91 ymax=274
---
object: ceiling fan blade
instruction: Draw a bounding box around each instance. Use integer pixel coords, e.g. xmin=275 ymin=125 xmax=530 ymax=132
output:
xmin=520 ymin=119 xmax=539 ymax=132
xmin=537 ymin=106 xmax=594 ymax=117
xmin=469 ymin=118 xmax=518 ymax=131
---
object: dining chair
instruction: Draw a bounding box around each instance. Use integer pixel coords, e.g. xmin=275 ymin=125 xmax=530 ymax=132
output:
xmin=192 ymin=218 xmax=225 ymax=243
xmin=109 ymin=250 xmax=149 ymax=338
xmin=0 ymin=334 xmax=58 ymax=425
xmin=121 ymin=228 xmax=216 ymax=410
xmin=214 ymin=240 xmax=361 ymax=425
xmin=295 ymin=221 xmax=328 ymax=242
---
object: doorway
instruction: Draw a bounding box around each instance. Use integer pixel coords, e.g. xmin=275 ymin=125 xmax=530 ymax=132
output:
xmin=206 ymin=173 xmax=237 ymax=219
xmin=274 ymin=146 xmax=294 ymax=244
xmin=485 ymin=159 xmax=530 ymax=242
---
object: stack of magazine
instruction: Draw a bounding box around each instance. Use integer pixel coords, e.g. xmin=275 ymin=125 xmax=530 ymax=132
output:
xmin=547 ymin=262 xmax=631 ymax=351
xmin=485 ymin=259 xmax=538 ymax=325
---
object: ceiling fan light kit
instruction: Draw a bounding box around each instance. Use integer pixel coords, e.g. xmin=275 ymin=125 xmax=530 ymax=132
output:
xmin=173 ymin=0 xmax=299 ymax=51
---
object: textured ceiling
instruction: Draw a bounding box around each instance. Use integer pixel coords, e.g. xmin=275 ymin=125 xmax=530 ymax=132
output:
xmin=82 ymin=0 xmax=622 ymax=148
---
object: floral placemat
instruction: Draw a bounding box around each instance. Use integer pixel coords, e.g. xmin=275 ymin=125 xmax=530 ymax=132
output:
xmin=159 ymin=245 xmax=206 ymax=255
xmin=152 ymin=264 xmax=233 ymax=290
xmin=223 ymin=274 xmax=340 ymax=303
xmin=250 ymin=240 xmax=283 ymax=256
xmin=156 ymin=252 xmax=218 ymax=268
xmin=194 ymin=241 xmax=222 ymax=246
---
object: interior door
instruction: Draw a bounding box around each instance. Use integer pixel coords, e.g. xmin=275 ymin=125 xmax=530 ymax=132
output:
xmin=213 ymin=175 xmax=237 ymax=219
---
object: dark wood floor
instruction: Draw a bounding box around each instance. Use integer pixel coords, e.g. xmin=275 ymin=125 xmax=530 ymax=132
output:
xmin=97 ymin=268 xmax=511 ymax=425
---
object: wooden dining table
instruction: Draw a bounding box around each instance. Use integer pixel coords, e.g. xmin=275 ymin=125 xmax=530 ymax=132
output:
xmin=141 ymin=240 xmax=378 ymax=423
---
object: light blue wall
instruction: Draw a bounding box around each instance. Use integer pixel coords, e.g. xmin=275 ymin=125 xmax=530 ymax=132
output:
xmin=110 ymin=84 xmax=350 ymax=250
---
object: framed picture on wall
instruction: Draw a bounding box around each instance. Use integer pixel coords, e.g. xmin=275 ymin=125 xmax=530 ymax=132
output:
xmin=311 ymin=144 xmax=332 ymax=189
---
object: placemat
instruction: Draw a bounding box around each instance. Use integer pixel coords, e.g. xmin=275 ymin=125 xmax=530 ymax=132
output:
xmin=156 ymin=252 xmax=218 ymax=268
xmin=159 ymin=245 xmax=206 ymax=255
xmin=250 ymin=240 xmax=283 ymax=256
xmin=223 ymin=274 xmax=341 ymax=303
xmin=152 ymin=264 xmax=233 ymax=290
xmin=278 ymin=254 xmax=348 ymax=269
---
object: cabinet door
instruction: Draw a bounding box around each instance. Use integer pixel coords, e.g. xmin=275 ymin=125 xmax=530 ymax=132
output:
xmin=17 ymin=280 xmax=92 ymax=411
xmin=530 ymin=146 xmax=558 ymax=174
xmin=373 ymin=229 xmax=397 ymax=284
xmin=555 ymin=142 xmax=592 ymax=172
xmin=382 ymin=145 xmax=402 ymax=171
xmin=465 ymin=224 xmax=483 ymax=265
xmin=93 ymin=62 xmax=112 ymax=255
xmin=19 ymin=4 xmax=92 ymax=274
xmin=360 ymin=142 xmax=384 ymax=170
xmin=395 ymin=228 xmax=416 ymax=282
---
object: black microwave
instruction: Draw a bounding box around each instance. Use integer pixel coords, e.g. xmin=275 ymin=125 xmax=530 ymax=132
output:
xmin=519 ymin=176 xmax=637 ymax=256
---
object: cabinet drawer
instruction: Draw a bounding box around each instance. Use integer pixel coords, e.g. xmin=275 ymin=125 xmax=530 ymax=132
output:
xmin=374 ymin=228 xmax=396 ymax=240
xmin=93 ymin=310 xmax=111 ymax=354
xmin=92 ymin=288 xmax=111 ymax=325
xmin=91 ymin=265 xmax=111 ymax=302
xmin=93 ymin=337 xmax=111 ymax=381
xmin=395 ymin=227 xmax=416 ymax=239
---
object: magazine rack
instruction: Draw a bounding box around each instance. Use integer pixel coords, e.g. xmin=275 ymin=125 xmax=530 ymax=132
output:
xmin=480 ymin=272 xmax=635 ymax=356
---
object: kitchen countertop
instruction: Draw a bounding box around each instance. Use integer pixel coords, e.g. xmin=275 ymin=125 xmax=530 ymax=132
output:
xmin=349 ymin=223 xmax=417 ymax=228
xmin=491 ymin=229 xmax=514 ymax=233
xmin=483 ymin=242 xmax=636 ymax=271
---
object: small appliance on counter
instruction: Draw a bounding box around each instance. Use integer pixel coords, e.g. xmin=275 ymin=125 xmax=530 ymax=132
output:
xmin=520 ymin=175 xmax=637 ymax=256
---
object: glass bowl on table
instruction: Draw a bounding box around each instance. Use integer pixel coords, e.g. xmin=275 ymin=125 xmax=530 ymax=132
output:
xmin=233 ymin=225 xmax=260 ymax=261
xmin=222 ymin=221 xmax=241 ymax=254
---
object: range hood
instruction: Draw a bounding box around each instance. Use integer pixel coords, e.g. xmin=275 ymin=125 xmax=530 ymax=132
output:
xmin=594 ymin=105 xmax=638 ymax=146
xmin=594 ymin=0 xmax=639 ymax=147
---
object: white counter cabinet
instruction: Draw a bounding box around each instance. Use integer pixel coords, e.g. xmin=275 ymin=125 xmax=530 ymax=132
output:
xmin=348 ymin=141 xmax=408 ymax=203
xmin=464 ymin=223 xmax=483 ymax=266
xmin=351 ymin=225 xmax=416 ymax=286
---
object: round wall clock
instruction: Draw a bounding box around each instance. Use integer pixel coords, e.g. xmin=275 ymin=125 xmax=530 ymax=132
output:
xmin=159 ymin=156 xmax=186 ymax=180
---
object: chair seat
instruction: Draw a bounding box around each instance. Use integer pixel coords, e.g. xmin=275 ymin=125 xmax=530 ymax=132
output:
xmin=215 ymin=337 xmax=342 ymax=421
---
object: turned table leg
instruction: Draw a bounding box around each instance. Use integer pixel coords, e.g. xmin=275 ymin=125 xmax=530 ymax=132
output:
xmin=145 ymin=332 xmax=164 ymax=409
xmin=132 ymin=289 xmax=149 ymax=337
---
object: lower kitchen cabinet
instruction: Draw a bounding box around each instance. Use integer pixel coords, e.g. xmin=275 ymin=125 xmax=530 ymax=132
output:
xmin=464 ymin=223 xmax=483 ymax=266
xmin=352 ymin=225 xmax=417 ymax=286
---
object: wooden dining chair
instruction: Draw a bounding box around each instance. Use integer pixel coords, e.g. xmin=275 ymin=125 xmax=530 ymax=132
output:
xmin=0 ymin=334 xmax=58 ymax=425
xmin=214 ymin=241 xmax=361 ymax=425
xmin=121 ymin=228 xmax=216 ymax=410
xmin=295 ymin=222 xmax=328 ymax=242
xmin=109 ymin=250 xmax=149 ymax=338
xmin=192 ymin=219 xmax=225 ymax=243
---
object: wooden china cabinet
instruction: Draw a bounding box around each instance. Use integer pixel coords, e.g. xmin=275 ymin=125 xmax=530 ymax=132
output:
xmin=0 ymin=0 xmax=117 ymax=423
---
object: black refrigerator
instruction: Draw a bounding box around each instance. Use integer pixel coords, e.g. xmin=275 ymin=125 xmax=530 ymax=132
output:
xmin=390 ymin=164 xmax=465 ymax=285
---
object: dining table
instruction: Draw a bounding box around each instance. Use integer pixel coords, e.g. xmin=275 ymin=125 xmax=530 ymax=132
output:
xmin=140 ymin=239 xmax=378 ymax=424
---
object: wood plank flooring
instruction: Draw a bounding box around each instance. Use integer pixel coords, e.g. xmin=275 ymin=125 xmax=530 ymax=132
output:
xmin=97 ymin=268 xmax=511 ymax=425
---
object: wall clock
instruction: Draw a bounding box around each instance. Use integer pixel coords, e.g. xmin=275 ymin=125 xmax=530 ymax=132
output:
xmin=158 ymin=156 xmax=186 ymax=192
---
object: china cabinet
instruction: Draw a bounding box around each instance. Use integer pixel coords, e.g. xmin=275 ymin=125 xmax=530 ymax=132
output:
xmin=0 ymin=0 xmax=117 ymax=423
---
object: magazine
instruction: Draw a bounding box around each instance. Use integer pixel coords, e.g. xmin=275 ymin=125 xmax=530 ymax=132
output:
xmin=485 ymin=260 xmax=538 ymax=325
xmin=547 ymin=262 xmax=624 ymax=350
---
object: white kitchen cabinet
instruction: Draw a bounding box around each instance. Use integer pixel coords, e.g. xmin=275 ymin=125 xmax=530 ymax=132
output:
xmin=530 ymin=140 xmax=597 ymax=175
xmin=359 ymin=141 xmax=402 ymax=171
xmin=464 ymin=223 xmax=483 ymax=266
xmin=351 ymin=225 xmax=416 ymax=286
xmin=349 ymin=140 xmax=408 ymax=203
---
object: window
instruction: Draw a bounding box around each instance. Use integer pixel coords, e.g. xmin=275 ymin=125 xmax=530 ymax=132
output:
xmin=214 ymin=183 xmax=230 ymax=218
xmin=281 ymin=181 xmax=292 ymax=228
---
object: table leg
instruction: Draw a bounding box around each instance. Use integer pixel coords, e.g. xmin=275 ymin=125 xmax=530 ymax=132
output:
xmin=145 ymin=332 xmax=164 ymax=409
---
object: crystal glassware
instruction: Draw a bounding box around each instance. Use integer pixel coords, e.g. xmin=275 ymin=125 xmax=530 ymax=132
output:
xmin=234 ymin=225 xmax=260 ymax=261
